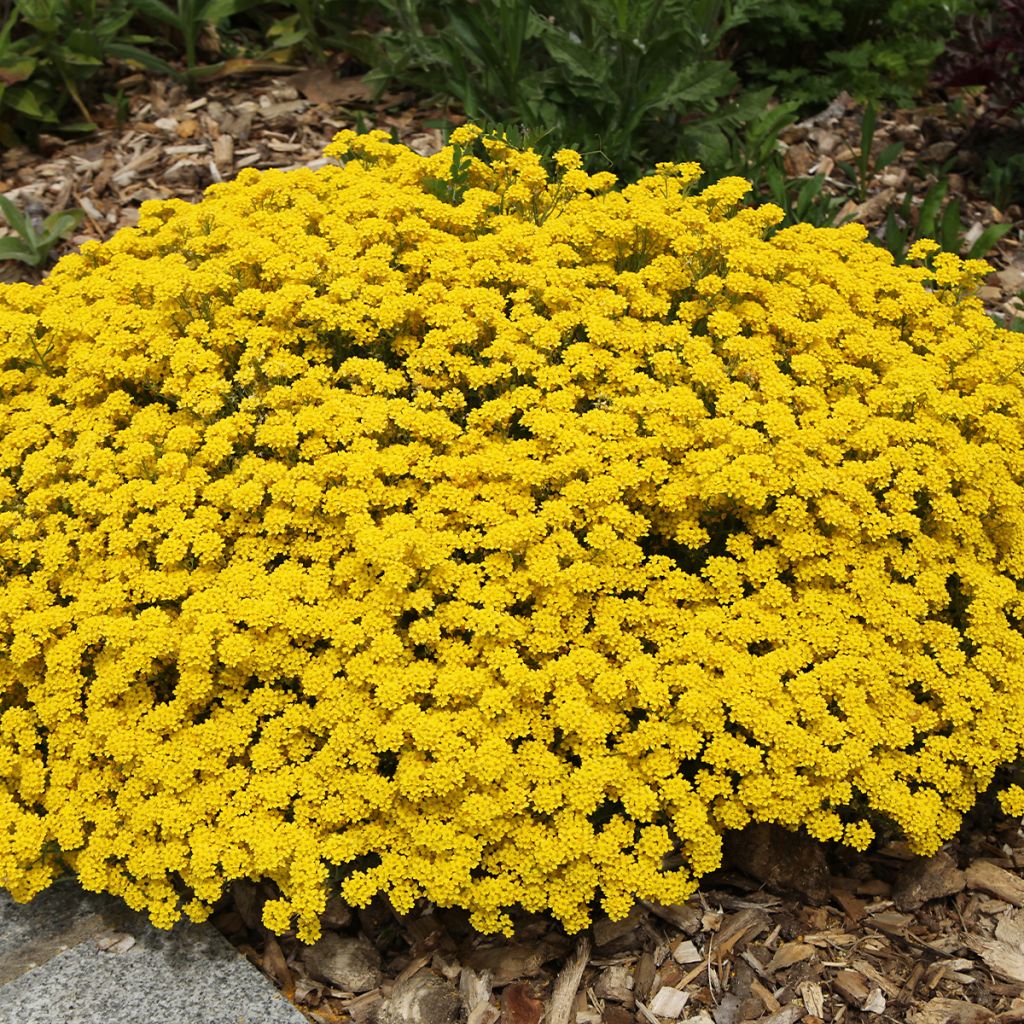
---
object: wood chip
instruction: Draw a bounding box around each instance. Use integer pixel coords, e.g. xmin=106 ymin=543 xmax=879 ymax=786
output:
xmin=833 ymin=969 xmax=871 ymax=1007
xmin=765 ymin=941 xmax=815 ymax=974
xmin=965 ymin=862 xmax=1024 ymax=907
xmin=799 ymin=982 xmax=825 ymax=1019
xmin=545 ymin=935 xmax=590 ymax=1024
xmin=672 ymin=940 xmax=702 ymax=965
xmin=908 ymin=999 xmax=996 ymax=1024
xmin=969 ymin=911 xmax=1024 ymax=984
xmin=648 ymin=986 xmax=689 ymax=1019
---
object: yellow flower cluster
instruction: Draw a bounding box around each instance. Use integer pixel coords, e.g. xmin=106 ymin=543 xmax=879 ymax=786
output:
xmin=2 ymin=124 xmax=1023 ymax=942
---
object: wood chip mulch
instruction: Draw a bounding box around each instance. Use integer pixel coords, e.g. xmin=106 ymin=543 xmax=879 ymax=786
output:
xmin=212 ymin=814 xmax=1024 ymax=1024
xmin=3 ymin=62 xmax=1024 ymax=1024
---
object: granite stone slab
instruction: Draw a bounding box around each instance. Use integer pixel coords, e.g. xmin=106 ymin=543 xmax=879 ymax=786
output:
xmin=0 ymin=877 xmax=308 ymax=1024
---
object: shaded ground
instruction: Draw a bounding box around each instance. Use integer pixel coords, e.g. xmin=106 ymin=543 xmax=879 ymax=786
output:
xmin=3 ymin=58 xmax=1024 ymax=1024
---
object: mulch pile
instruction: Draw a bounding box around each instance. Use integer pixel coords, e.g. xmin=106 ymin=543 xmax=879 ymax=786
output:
xmin=3 ymin=58 xmax=1024 ymax=1024
xmin=211 ymin=815 xmax=1024 ymax=1024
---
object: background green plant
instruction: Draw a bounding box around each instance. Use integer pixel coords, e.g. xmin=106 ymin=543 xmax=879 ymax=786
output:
xmin=0 ymin=0 xmax=1000 ymax=191
xmin=0 ymin=0 xmax=1017 ymax=292
xmin=335 ymin=0 xmax=792 ymax=184
xmin=731 ymin=0 xmax=989 ymax=113
xmin=0 ymin=194 xmax=83 ymax=267
xmin=759 ymin=163 xmax=853 ymax=231
xmin=875 ymin=179 xmax=1013 ymax=263
xmin=0 ymin=0 xmax=178 ymax=146
xmin=835 ymin=101 xmax=904 ymax=203
xmin=129 ymin=0 xmax=272 ymax=76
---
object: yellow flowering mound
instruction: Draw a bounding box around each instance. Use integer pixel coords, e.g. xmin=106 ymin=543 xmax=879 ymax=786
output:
xmin=2 ymin=125 xmax=1024 ymax=943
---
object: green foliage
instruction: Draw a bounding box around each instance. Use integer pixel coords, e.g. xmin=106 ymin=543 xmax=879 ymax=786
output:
xmin=334 ymin=0 xmax=790 ymax=184
xmin=759 ymin=163 xmax=853 ymax=231
xmin=0 ymin=194 xmax=84 ymax=268
xmin=101 ymin=85 xmax=130 ymax=124
xmin=979 ymin=147 xmax=1024 ymax=213
xmin=732 ymin=0 xmax=987 ymax=112
xmin=0 ymin=0 xmax=178 ymax=145
xmin=874 ymin=179 xmax=1013 ymax=264
xmin=834 ymin=101 xmax=904 ymax=204
xmin=129 ymin=0 xmax=269 ymax=75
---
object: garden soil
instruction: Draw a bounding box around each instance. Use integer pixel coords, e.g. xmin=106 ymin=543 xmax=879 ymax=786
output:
xmin=3 ymin=55 xmax=1024 ymax=1024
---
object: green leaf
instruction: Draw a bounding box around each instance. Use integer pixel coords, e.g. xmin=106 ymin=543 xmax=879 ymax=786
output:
xmin=884 ymin=208 xmax=908 ymax=262
xmin=835 ymin=160 xmax=856 ymax=183
xmin=939 ymin=198 xmax=962 ymax=250
xmin=0 ymin=57 xmax=38 ymax=86
xmin=41 ymin=208 xmax=84 ymax=239
xmin=0 ymin=194 xmax=30 ymax=239
xmin=0 ymin=236 xmax=34 ymax=263
xmin=54 ymin=46 xmax=104 ymax=69
xmin=58 ymin=121 xmax=99 ymax=135
xmin=874 ymin=141 xmax=904 ymax=172
xmin=917 ymin=182 xmax=947 ymax=238
xmin=541 ymin=30 xmax=606 ymax=85
xmin=966 ymin=223 xmax=1012 ymax=260
xmin=4 ymin=82 xmax=55 ymax=120
xmin=200 ymin=0 xmax=269 ymax=23
xmin=662 ymin=61 xmax=736 ymax=108
xmin=129 ymin=0 xmax=182 ymax=30
xmin=105 ymin=42 xmax=183 ymax=79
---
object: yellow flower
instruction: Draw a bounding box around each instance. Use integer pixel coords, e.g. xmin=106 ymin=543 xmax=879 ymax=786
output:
xmin=1 ymin=123 xmax=1020 ymax=942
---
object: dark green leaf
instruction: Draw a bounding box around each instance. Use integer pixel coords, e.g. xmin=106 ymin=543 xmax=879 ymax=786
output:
xmin=966 ymin=223 xmax=1013 ymax=260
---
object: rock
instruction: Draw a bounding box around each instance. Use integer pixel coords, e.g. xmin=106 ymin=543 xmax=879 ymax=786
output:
xmin=319 ymin=894 xmax=353 ymax=931
xmin=908 ymin=999 xmax=995 ymax=1024
xmin=965 ymin=861 xmax=1024 ymax=907
xmin=893 ymin=851 xmax=966 ymax=911
xmin=0 ymin=878 xmax=307 ymax=1024
xmin=302 ymin=932 xmax=382 ymax=992
xmin=723 ymin=823 xmax=830 ymax=903
xmin=375 ymin=968 xmax=460 ymax=1024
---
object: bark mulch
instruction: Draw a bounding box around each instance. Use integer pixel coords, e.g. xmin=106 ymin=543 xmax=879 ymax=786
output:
xmin=3 ymin=61 xmax=1024 ymax=1024
xmin=214 ymin=815 xmax=1024 ymax=1024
